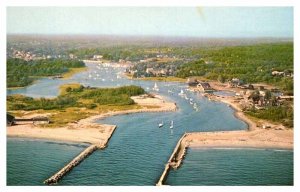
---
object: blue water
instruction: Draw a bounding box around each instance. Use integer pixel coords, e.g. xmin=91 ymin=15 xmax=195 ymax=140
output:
xmin=7 ymin=138 xmax=89 ymax=186
xmin=7 ymin=62 xmax=293 ymax=185
xmin=166 ymin=148 xmax=293 ymax=186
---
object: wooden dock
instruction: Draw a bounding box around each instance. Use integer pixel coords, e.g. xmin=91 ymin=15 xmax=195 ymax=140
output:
xmin=156 ymin=133 xmax=189 ymax=186
xmin=44 ymin=125 xmax=117 ymax=185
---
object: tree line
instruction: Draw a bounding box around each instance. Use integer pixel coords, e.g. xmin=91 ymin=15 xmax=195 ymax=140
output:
xmin=176 ymin=43 xmax=293 ymax=94
xmin=7 ymin=58 xmax=85 ymax=88
xmin=7 ymin=85 xmax=145 ymax=111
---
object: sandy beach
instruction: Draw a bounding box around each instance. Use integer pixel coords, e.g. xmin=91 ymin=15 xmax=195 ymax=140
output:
xmin=180 ymin=81 xmax=293 ymax=152
xmin=183 ymin=129 xmax=293 ymax=150
xmin=7 ymin=94 xmax=177 ymax=144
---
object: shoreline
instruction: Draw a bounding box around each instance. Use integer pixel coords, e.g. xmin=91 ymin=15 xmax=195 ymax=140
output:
xmin=123 ymin=73 xmax=186 ymax=83
xmin=186 ymin=81 xmax=293 ymax=150
xmin=184 ymin=129 xmax=293 ymax=150
xmin=164 ymin=82 xmax=293 ymax=175
xmin=208 ymin=81 xmax=289 ymax=131
xmin=7 ymin=94 xmax=177 ymax=144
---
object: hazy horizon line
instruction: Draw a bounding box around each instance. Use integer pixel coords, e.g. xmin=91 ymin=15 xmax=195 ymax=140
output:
xmin=7 ymin=33 xmax=294 ymax=39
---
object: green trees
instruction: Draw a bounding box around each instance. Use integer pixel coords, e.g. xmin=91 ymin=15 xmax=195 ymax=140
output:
xmin=246 ymin=105 xmax=294 ymax=128
xmin=7 ymin=58 xmax=85 ymax=88
xmin=176 ymin=43 xmax=293 ymax=93
xmin=249 ymin=90 xmax=260 ymax=104
xmin=218 ymin=75 xmax=226 ymax=83
xmin=7 ymin=85 xmax=145 ymax=111
xmin=79 ymin=85 xmax=145 ymax=106
xmin=264 ymin=90 xmax=272 ymax=101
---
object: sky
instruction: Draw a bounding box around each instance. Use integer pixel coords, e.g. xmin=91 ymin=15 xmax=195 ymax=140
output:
xmin=6 ymin=7 xmax=293 ymax=38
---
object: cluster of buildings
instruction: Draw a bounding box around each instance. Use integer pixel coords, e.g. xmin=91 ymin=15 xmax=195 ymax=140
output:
xmin=187 ymin=77 xmax=293 ymax=110
xmin=125 ymin=67 xmax=175 ymax=78
xmin=145 ymin=68 xmax=173 ymax=77
xmin=186 ymin=78 xmax=214 ymax=92
xmin=9 ymin=48 xmax=70 ymax=61
xmin=10 ymin=49 xmax=37 ymax=61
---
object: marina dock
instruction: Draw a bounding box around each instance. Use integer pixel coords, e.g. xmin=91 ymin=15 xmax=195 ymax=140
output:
xmin=156 ymin=133 xmax=189 ymax=186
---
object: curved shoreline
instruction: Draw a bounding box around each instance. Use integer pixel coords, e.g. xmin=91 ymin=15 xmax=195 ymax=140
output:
xmin=7 ymin=94 xmax=177 ymax=144
xmin=183 ymin=83 xmax=293 ymax=150
xmin=159 ymin=83 xmax=294 ymax=183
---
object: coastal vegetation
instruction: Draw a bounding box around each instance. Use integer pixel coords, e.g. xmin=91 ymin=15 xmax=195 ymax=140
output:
xmin=176 ymin=43 xmax=293 ymax=94
xmin=7 ymin=36 xmax=294 ymax=128
xmin=245 ymin=105 xmax=293 ymax=128
xmin=7 ymin=58 xmax=86 ymax=88
xmin=7 ymin=84 xmax=145 ymax=126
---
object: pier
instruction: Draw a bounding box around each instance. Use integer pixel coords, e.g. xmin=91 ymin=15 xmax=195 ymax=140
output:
xmin=44 ymin=125 xmax=117 ymax=185
xmin=156 ymin=133 xmax=189 ymax=186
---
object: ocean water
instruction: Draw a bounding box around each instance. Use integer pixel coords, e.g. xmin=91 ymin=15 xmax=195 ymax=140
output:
xmin=7 ymin=138 xmax=89 ymax=186
xmin=166 ymin=148 xmax=293 ymax=186
xmin=7 ymin=62 xmax=293 ymax=185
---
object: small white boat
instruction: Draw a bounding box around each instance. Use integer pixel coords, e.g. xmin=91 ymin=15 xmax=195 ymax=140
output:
xmin=158 ymin=121 xmax=164 ymax=128
xmin=193 ymin=103 xmax=199 ymax=111
xmin=178 ymin=89 xmax=185 ymax=96
xmin=170 ymin=121 xmax=174 ymax=129
xmin=153 ymin=83 xmax=159 ymax=91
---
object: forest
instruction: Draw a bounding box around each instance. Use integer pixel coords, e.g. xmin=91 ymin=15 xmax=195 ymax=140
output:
xmin=176 ymin=43 xmax=293 ymax=94
xmin=7 ymin=58 xmax=85 ymax=88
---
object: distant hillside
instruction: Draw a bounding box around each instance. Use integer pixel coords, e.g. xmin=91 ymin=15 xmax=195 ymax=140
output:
xmin=176 ymin=43 xmax=293 ymax=93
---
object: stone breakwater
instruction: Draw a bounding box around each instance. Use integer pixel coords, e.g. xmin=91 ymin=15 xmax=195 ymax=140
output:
xmin=44 ymin=125 xmax=117 ymax=185
xmin=156 ymin=133 xmax=189 ymax=186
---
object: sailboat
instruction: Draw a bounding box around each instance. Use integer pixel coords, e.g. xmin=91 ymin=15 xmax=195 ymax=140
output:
xmin=170 ymin=121 xmax=174 ymax=129
xmin=153 ymin=83 xmax=159 ymax=91
xmin=178 ymin=89 xmax=185 ymax=96
xmin=193 ymin=103 xmax=199 ymax=111
xmin=158 ymin=121 xmax=164 ymax=128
